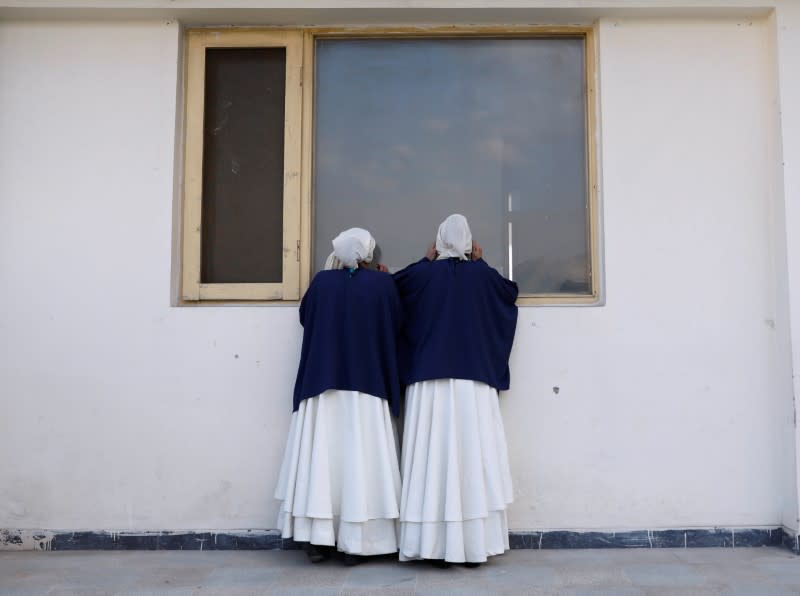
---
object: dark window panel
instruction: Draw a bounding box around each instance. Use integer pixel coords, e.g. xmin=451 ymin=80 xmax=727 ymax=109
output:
xmin=201 ymin=47 xmax=285 ymax=284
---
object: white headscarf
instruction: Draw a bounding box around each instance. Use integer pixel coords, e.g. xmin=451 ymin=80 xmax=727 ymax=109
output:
xmin=324 ymin=227 xmax=376 ymax=270
xmin=435 ymin=213 xmax=472 ymax=260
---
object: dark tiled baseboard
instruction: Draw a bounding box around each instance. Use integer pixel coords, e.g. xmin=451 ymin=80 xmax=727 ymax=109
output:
xmin=0 ymin=527 xmax=794 ymax=552
xmin=0 ymin=529 xmax=296 ymax=552
xmin=508 ymin=528 xmax=784 ymax=550
xmin=50 ymin=531 xmax=296 ymax=551
xmin=782 ymin=528 xmax=800 ymax=554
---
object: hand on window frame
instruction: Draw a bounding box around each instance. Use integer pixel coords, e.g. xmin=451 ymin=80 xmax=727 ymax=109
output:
xmin=425 ymin=241 xmax=437 ymax=261
xmin=471 ymin=240 xmax=483 ymax=261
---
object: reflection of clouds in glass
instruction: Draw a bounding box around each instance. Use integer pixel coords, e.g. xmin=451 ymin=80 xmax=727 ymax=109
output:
xmin=424 ymin=118 xmax=452 ymax=132
xmin=478 ymin=137 xmax=505 ymax=162
xmin=475 ymin=137 xmax=530 ymax=166
xmin=316 ymin=143 xmax=343 ymax=170
xmin=390 ymin=144 xmax=413 ymax=158
xmin=514 ymin=253 xmax=591 ymax=294
xmin=352 ymin=169 xmax=399 ymax=196
xmin=314 ymin=38 xmax=589 ymax=292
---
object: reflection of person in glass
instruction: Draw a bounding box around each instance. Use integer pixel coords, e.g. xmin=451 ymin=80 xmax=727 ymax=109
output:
xmin=393 ymin=214 xmax=519 ymax=567
xmin=274 ymin=228 xmax=402 ymax=566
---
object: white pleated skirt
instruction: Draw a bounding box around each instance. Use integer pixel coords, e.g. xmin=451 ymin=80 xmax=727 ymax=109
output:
xmin=399 ymin=379 xmax=514 ymax=563
xmin=274 ymin=390 xmax=401 ymax=556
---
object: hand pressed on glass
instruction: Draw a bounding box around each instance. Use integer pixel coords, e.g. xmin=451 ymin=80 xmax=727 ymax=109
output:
xmin=425 ymin=241 xmax=437 ymax=261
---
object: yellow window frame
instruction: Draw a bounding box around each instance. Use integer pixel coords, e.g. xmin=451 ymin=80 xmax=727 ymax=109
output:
xmin=181 ymin=29 xmax=303 ymax=302
xmin=180 ymin=26 xmax=600 ymax=306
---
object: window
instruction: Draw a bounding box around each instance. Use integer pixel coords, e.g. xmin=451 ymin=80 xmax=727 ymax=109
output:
xmin=180 ymin=28 xmax=598 ymax=304
xmin=181 ymin=30 xmax=303 ymax=301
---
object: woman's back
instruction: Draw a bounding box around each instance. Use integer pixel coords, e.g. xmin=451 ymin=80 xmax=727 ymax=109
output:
xmin=293 ymin=268 xmax=402 ymax=415
xmin=394 ymin=257 xmax=518 ymax=390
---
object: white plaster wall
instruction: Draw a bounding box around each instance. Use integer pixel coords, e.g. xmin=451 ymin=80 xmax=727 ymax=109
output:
xmin=0 ymin=20 xmax=301 ymax=529
xmin=0 ymin=15 xmax=792 ymax=532
xmin=774 ymin=3 xmax=800 ymax=534
xmin=506 ymin=17 xmax=789 ymax=530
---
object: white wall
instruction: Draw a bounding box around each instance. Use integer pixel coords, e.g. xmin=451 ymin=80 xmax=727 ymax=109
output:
xmin=507 ymin=16 xmax=790 ymax=530
xmin=0 ymin=20 xmax=301 ymax=529
xmin=774 ymin=2 xmax=800 ymax=534
xmin=0 ymin=14 xmax=794 ymax=533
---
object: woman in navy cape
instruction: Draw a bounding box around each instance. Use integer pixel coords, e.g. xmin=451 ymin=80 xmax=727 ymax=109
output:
xmin=274 ymin=228 xmax=402 ymax=564
xmin=394 ymin=214 xmax=518 ymax=566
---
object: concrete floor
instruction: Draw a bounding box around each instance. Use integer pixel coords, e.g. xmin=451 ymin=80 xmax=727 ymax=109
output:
xmin=1 ymin=547 xmax=799 ymax=595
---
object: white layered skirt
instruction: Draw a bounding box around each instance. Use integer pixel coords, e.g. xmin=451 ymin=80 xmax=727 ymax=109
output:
xmin=399 ymin=379 xmax=514 ymax=563
xmin=274 ymin=390 xmax=401 ymax=555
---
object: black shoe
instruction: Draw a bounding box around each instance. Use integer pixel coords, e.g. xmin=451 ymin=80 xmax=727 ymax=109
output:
xmin=430 ymin=559 xmax=451 ymax=569
xmin=464 ymin=562 xmax=481 ymax=568
xmin=303 ymin=543 xmax=329 ymax=563
xmin=342 ymin=553 xmax=364 ymax=566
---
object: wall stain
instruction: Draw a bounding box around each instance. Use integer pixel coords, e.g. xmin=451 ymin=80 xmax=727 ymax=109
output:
xmin=0 ymin=529 xmax=54 ymax=551
xmin=0 ymin=529 xmax=22 ymax=546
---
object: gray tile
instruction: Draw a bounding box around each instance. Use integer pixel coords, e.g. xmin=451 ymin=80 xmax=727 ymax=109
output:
xmin=623 ymin=564 xmax=706 ymax=587
xmin=268 ymin=562 xmax=349 ymax=591
xmin=484 ymin=589 xmax=563 ymax=596
xmin=644 ymin=590 xmax=727 ymax=596
xmin=119 ymin=566 xmax=214 ymax=592
xmin=242 ymin=550 xmax=309 ymax=568
xmin=343 ymin=563 xmax=416 ymax=589
xmin=0 ymin=585 xmax=57 ymax=596
xmin=267 ymin=589 xmax=340 ymax=596
xmin=48 ymin=589 xmax=123 ymax=596
xmin=755 ymin=562 xmax=800 ymax=581
xmin=340 ymin=589 xmax=416 ymax=596
xmin=671 ymin=548 xmax=787 ymax=565
xmin=2 ymin=545 xmax=800 ymax=595
xmin=0 ymin=569 xmax=40 ymax=585
xmin=532 ymin=548 xmax=681 ymax=566
xmin=414 ymin=587 xmax=493 ymax=596
xmin=414 ymin=564 xmax=493 ymax=592
xmin=556 ymin=564 xmax=634 ymax=587
xmin=561 ymin=588 xmax=645 ymax=596
xmin=200 ymin=566 xmax=282 ymax=589
xmin=694 ymin=562 xmax=774 ymax=586
xmin=35 ymin=568 xmax=143 ymax=593
xmin=480 ymin=564 xmax=563 ymax=588
xmin=722 ymin=584 xmax=797 ymax=596
xmin=120 ymin=590 xmax=198 ymax=596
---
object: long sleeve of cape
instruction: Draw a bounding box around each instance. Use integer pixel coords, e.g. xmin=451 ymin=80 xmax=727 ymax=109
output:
xmin=292 ymin=268 xmax=403 ymax=416
xmin=393 ymin=257 xmax=518 ymax=391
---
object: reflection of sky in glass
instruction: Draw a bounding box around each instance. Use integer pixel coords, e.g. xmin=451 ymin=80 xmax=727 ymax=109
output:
xmin=314 ymin=38 xmax=590 ymax=294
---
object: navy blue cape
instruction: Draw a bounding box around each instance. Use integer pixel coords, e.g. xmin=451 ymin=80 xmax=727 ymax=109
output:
xmin=393 ymin=257 xmax=518 ymax=390
xmin=293 ymin=268 xmax=402 ymax=416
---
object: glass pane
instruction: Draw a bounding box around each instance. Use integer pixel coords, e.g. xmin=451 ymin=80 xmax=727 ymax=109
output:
xmin=201 ymin=47 xmax=285 ymax=284
xmin=313 ymin=38 xmax=590 ymax=294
